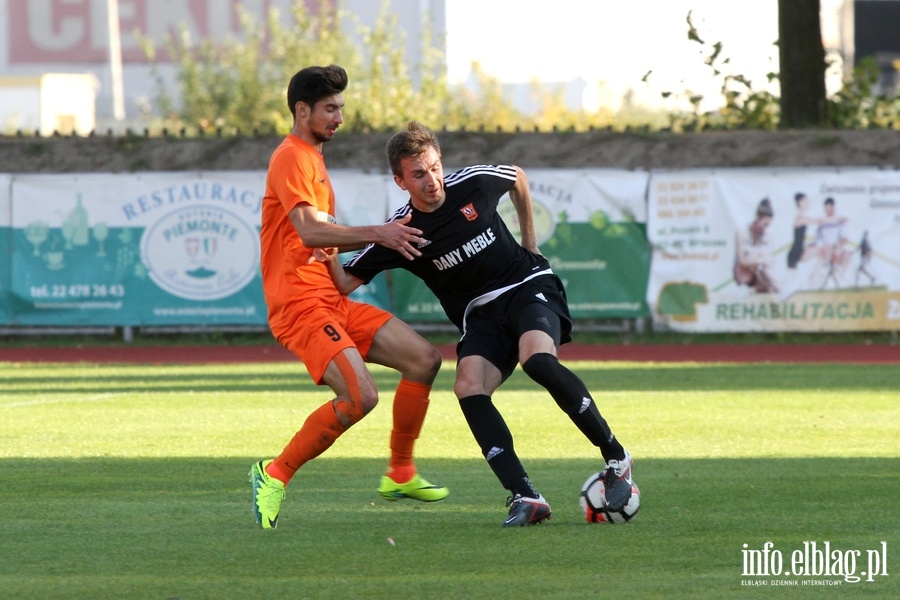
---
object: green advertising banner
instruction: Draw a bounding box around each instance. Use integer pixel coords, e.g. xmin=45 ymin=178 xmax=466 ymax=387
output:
xmin=6 ymin=171 xmax=391 ymax=327
xmin=390 ymin=168 xmax=651 ymax=324
xmin=10 ymin=172 xmax=266 ymax=326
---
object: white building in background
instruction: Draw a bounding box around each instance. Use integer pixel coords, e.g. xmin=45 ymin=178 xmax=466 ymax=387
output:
xmin=0 ymin=73 xmax=99 ymax=135
xmin=0 ymin=0 xmax=445 ymax=134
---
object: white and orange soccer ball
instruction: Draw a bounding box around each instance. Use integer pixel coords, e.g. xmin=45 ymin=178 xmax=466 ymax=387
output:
xmin=579 ymin=473 xmax=641 ymax=524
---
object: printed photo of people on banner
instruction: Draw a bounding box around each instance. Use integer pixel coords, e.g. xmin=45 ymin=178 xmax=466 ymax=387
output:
xmin=647 ymin=168 xmax=900 ymax=332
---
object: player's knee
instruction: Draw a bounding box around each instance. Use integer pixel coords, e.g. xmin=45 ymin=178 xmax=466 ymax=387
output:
xmin=425 ymin=346 xmax=442 ymax=378
xmin=415 ymin=344 xmax=443 ymax=383
xmin=405 ymin=344 xmax=441 ymax=383
xmin=332 ymin=393 xmax=370 ymax=427
xmin=332 ymin=377 xmax=378 ymax=426
xmin=453 ymin=373 xmax=484 ymax=399
xmin=360 ymin=386 xmax=379 ymax=413
xmin=521 ymin=352 xmax=560 ymax=387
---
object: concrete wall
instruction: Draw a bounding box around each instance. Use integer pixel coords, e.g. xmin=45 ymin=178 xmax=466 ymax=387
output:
xmin=1 ymin=129 xmax=899 ymax=174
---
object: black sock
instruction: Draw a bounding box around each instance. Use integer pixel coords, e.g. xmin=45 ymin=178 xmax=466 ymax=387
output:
xmin=510 ymin=476 xmax=539 ymax=499
xmin=521 ymin=353 xmax=625 ymax=463
xmin=458 ymin=394 xmax=533 ymax=494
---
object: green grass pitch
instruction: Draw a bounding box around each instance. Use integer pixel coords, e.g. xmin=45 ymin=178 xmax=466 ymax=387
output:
xmin=0 ymin=359 xmax=897 ymax=599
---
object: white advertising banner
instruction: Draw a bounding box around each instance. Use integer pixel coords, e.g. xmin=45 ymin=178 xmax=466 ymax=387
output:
xmin=0 ymin=174 xmax=12 ymax=323
xmin=647 ymin=168 xmax=900 ymax=332
xmin=329 ymin=169 xmax=393 ymax=309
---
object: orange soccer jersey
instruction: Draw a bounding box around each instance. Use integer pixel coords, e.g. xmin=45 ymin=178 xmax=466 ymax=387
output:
xmin=260 ymin=135 xmax=390 ymax=382
xmin=260 ymin=135 xmax=341 ymax=328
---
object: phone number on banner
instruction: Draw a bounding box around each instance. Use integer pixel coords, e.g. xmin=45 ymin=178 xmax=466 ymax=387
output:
xmin=30 ymin=284 xmax=126 ymax=299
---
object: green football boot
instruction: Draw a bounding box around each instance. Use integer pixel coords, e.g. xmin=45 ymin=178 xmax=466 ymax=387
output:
xmin=377 ymin=473 xmax=449 ymax=502
xmin=249 ymin=460 xmax=285 ymax=529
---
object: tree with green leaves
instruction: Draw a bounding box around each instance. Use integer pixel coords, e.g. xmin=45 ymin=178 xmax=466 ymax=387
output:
xmin=141 ymin=0 xmax=528 ymax=134
xmin=143 ymin=1 xmax=899 ymax=134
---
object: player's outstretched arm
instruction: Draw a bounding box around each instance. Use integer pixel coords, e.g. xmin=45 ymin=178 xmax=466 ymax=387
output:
xmin=289 ymin=206 xmax=424 ymax=260
xmin=373 ymin=214 xmax=426 ymax=260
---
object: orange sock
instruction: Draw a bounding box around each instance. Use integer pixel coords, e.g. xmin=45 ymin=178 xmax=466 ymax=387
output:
xmin=268 ymin=400 xmax=347 ymax=485
xmin=386 ymin=379 xmax=431 ymax=482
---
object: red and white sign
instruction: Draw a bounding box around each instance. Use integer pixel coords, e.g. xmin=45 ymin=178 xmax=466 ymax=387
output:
xmin=8 ymin=0 xmax=326 ymax=64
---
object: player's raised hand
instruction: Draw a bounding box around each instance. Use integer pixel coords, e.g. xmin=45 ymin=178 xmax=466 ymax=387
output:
xmin=377 ymin=213 xmax=425 ymax=260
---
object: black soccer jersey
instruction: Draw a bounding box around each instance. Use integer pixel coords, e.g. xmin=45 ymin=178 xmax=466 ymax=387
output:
xmin=343 ymin=164 xmax=553 ymax=332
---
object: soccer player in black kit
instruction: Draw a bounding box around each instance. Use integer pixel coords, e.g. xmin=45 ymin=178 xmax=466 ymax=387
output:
xmin=324 ymin=121 xmax=635 ymax=527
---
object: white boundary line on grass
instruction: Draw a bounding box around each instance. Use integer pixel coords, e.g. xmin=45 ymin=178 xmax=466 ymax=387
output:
xmin=0 ymin=393 xmax=122 ymax=409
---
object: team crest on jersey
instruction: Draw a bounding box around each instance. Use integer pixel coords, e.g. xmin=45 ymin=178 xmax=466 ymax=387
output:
xmin=460 ymin=203 xmax=478 ymax=221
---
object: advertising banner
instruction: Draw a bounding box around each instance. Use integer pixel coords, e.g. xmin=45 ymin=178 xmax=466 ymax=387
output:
xmin=390 ymin=168 xmax=652 ymax=324
xmin=647 ymin=168 xmax=900 ymax=331
xmin=10 ymin=172 xmax=267 ymax=326
xmin=6 ymin=171 xmax=392 ymax=327
xmin=0 ymin=175 xmax=11 ymax=323
xmin=329 ymin=170 xmax=392 ymax=311
xmin=6 ymin=1 xmax=321 ymax=64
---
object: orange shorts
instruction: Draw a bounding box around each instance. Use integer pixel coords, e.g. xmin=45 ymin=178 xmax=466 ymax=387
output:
xmin=274 ymin=295 xmax=393 ymax=385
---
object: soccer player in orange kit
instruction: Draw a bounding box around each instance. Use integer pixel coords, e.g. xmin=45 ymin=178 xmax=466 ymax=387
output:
xmin=249 ymin=65 xmax=448 ymax=529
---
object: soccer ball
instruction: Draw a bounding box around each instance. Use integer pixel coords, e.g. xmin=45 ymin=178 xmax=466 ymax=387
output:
xmin=579 ymin=473 xmax=640 ymax=524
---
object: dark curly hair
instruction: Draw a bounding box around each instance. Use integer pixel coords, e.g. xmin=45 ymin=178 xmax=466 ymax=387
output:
xmin=286 ymin=65 xmax=348 ymax=115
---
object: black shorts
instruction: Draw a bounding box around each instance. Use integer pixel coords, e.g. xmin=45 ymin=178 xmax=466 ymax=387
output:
xmin=456 ymin=274 xmax=573 ymax=381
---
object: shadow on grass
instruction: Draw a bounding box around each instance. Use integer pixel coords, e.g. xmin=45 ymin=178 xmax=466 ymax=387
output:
xmin=2 ymin=362 xmax=898 ymax=396
xmin=0 ymin=456 xmax=897 ymax=599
